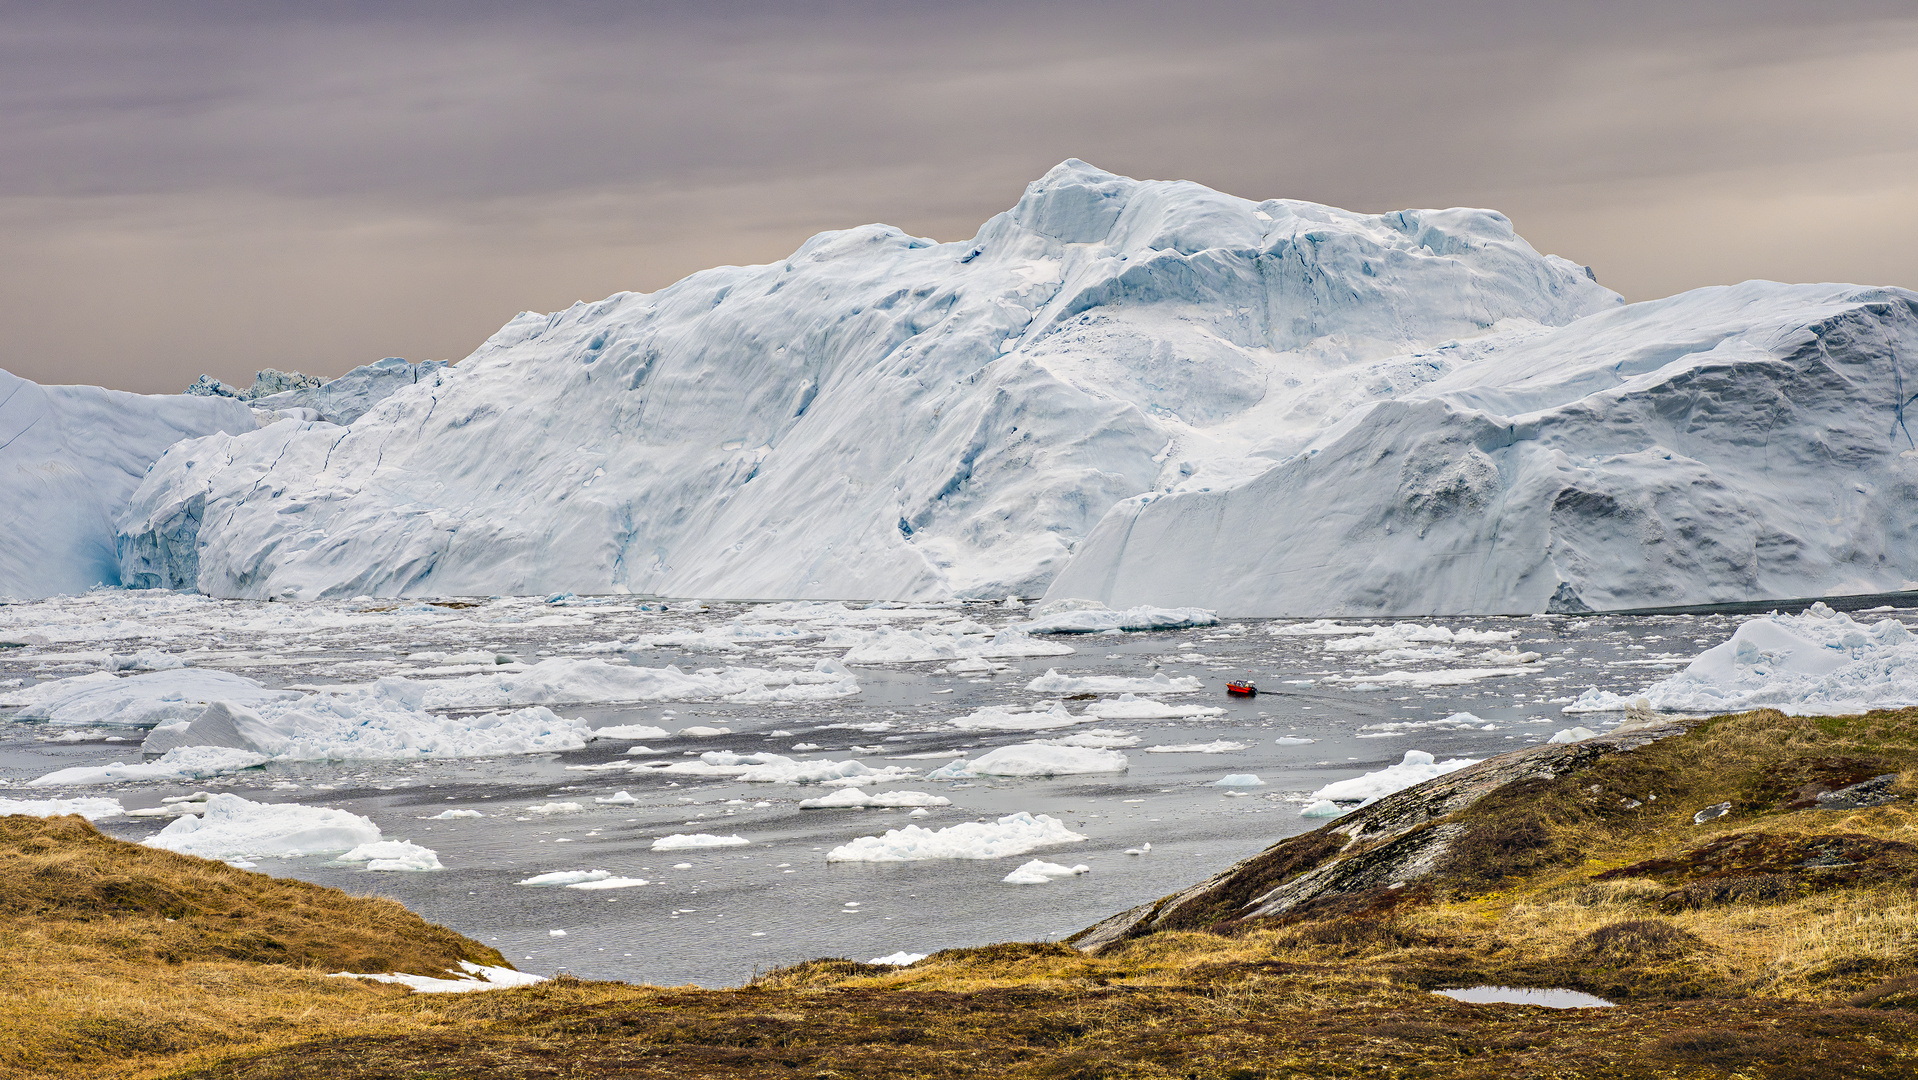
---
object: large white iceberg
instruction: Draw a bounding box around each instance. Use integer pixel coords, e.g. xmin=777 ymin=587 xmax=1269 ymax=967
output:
xmin=115 ymin=160 xmax=1616 ymax=604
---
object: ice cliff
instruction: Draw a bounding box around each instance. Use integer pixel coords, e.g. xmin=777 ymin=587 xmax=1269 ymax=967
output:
xmin=1047 ymin=281 xmax=1918 ymax=614
xmin=115 ymin=159 xmax=1619 ymax=602
xmin=0 ymin=370 xmax=256 ymax=600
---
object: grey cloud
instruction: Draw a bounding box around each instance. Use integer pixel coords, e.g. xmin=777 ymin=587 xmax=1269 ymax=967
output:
xmin=0 ymin=1 xmax=1913 ymax=392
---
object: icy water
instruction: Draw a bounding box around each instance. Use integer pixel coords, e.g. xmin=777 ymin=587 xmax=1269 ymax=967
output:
xmin=3 ymin=594 xmax=1906 ymax=987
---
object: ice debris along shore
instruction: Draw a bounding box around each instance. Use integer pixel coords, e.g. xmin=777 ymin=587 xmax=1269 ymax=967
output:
xmin=104 ymin=160 xmax=1624 ymax=606
xmin=1299 ymin=750 xmax=1481 ymax=817
xmin=1567 ymin=602 xmax=1918 ymax=716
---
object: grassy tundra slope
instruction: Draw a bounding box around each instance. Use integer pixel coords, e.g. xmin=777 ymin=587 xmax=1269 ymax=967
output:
xmin=7 ymin=707 xmax=1918 ymax=1079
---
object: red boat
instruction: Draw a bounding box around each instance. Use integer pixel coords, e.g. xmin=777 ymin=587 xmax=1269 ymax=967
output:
xmin=1226 ymin=681 xmax=1257 ymax=697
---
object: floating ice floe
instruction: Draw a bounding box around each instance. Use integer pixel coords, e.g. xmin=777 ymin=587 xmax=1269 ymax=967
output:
xmin=7 ymin=669 xmax=300 ymax=726
xmin=1305 ymin=750 xmax=1481 ymax=811
xmin=517 ymin=868 xmax=648 ymax=888
xmin=1078 ymin=693 xmax=1224 ymax=720
xmin=1317 ymin=623 xmax=1521 ymax=653
xmin=651 ymin=833 xmax=749 ymax=850
xmin=1041 ymin=729 xmax=1140 ymax=748
xmin=570 ymin=875 xmax=650 ymax=890
xmin=431 ymin=809 xmax=483 ymax=819
xmin=1018 ymin=603 xmax=1218 ymax=635
xmin=0 ymin=796 xmax=125 ymax=820
xmin=839 ymin=625 xmax=1074 ymax=665
xmin=1213 ymin=774 xmax=1264 ymax=787
xmin=1002 ymin=859 xmax=1091 ymax=884
xmin=140 ymin=793 xmax=390 ymax=861
xmin=338 ymin=840 xmax=443 ymax=872
xmin=947 ymin=702 xmax=1083 ymax=731
xmin=1274 ymin=736 xmax=1315 ymax=745
xmin=1147 ymin=740 xmax=1247 ymax=754
xmin=1563 ymin=605 xmax=1918 ymax=716
xmin=638 ymin=750 xmax=919 ymax=786
xmin=1024 ymin=670 xmax=1204 ymax=695
xmin=1327 ymin=665 xmax=1535 ymax=689
xmin=797 ymin=788 xmax=952 ymax=809
xmin=594 ymin=791 xmax=639 ymax=804
xmin=591 ymin=724 xmax=672 ymax=740
xmin=826 ymin=811 xmax=1087 ymax=862
xmin=406 ymin=657 xmax=860 ymax=708
xmin=330 ymin=961 xmax=545 ymax=994
xmin=1357 ymin=711 xmax=1498 ymax=738
xmin=1300 ymin=800 xmax=1345 ymax=818
xmin=926 ymin=743 xmax=1129 ymax=778
xmin=30 ymin=745 xmax=268 ymax=786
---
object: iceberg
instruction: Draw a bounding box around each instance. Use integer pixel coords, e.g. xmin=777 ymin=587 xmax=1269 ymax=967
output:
xmin=1050 ymin=282 xmax=1918 ymax=615
xmin=116 ymin=160 xmax=1616 ymax=604
xmin=0 ymin=368 xmax=257 ymax=600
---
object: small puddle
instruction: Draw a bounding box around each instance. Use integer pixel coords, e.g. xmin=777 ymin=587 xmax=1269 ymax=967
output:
xmin=1434 ymin=986 xmax=1615 ymax=1009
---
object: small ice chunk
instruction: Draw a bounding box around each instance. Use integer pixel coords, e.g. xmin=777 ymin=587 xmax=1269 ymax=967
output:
xmin=868 ymin=951 xmax=927 ymax=966
xmin=432 ymin=809 xmax=483 ymax=819
xmin=592 ymin=724 xmax=671 ymax=740
xmin=652 ymin=833 xmax=750 ymax=850
xmin=1146 ymin=740 xmax=1247 ymax=754
xmin=1548 ymin=726 xmax=1599 ymax=744
xmin=1300 ymin=800 xmax=1346 ymax=818
xmin=594 ymin=791 xmax=639 ymax=804
xmin=1002 ymin=859 xmax=1090 ymax=884
xmin=338 ymin=840 xmax=443 ymax=872
xmin=1213 ymin=774 xmax=1264 ymax=787
xmin=519 ymin=869 xmax=612 ymax=886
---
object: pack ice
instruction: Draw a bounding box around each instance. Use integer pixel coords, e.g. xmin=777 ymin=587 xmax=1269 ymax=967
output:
xmin=115 ymin=160 xmax=1619 ymax=604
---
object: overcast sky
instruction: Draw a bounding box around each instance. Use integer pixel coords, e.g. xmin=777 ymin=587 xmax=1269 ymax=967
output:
xmin=5 ymin=1 xmax=1915 ymax=393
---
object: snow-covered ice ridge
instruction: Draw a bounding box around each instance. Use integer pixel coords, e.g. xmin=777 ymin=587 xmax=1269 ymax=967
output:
xmin=1053 ymin=281 xmax=1918 ymax=614
xmin=114 ymin=160 xmax=1619 ymax=605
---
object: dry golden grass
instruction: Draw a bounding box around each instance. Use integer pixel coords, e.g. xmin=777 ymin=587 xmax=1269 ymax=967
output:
xmin=0 ymin=814 xmax=509 ymax=1080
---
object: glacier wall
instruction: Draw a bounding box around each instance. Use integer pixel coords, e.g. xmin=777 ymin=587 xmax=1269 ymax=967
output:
xmin=1045 ymin=282 xmax=1918 ymax=616
xmin=117 ymin=160 xmax=1618 ymax=602
xmin=0 ymin=369 xmax=256 ymax=600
